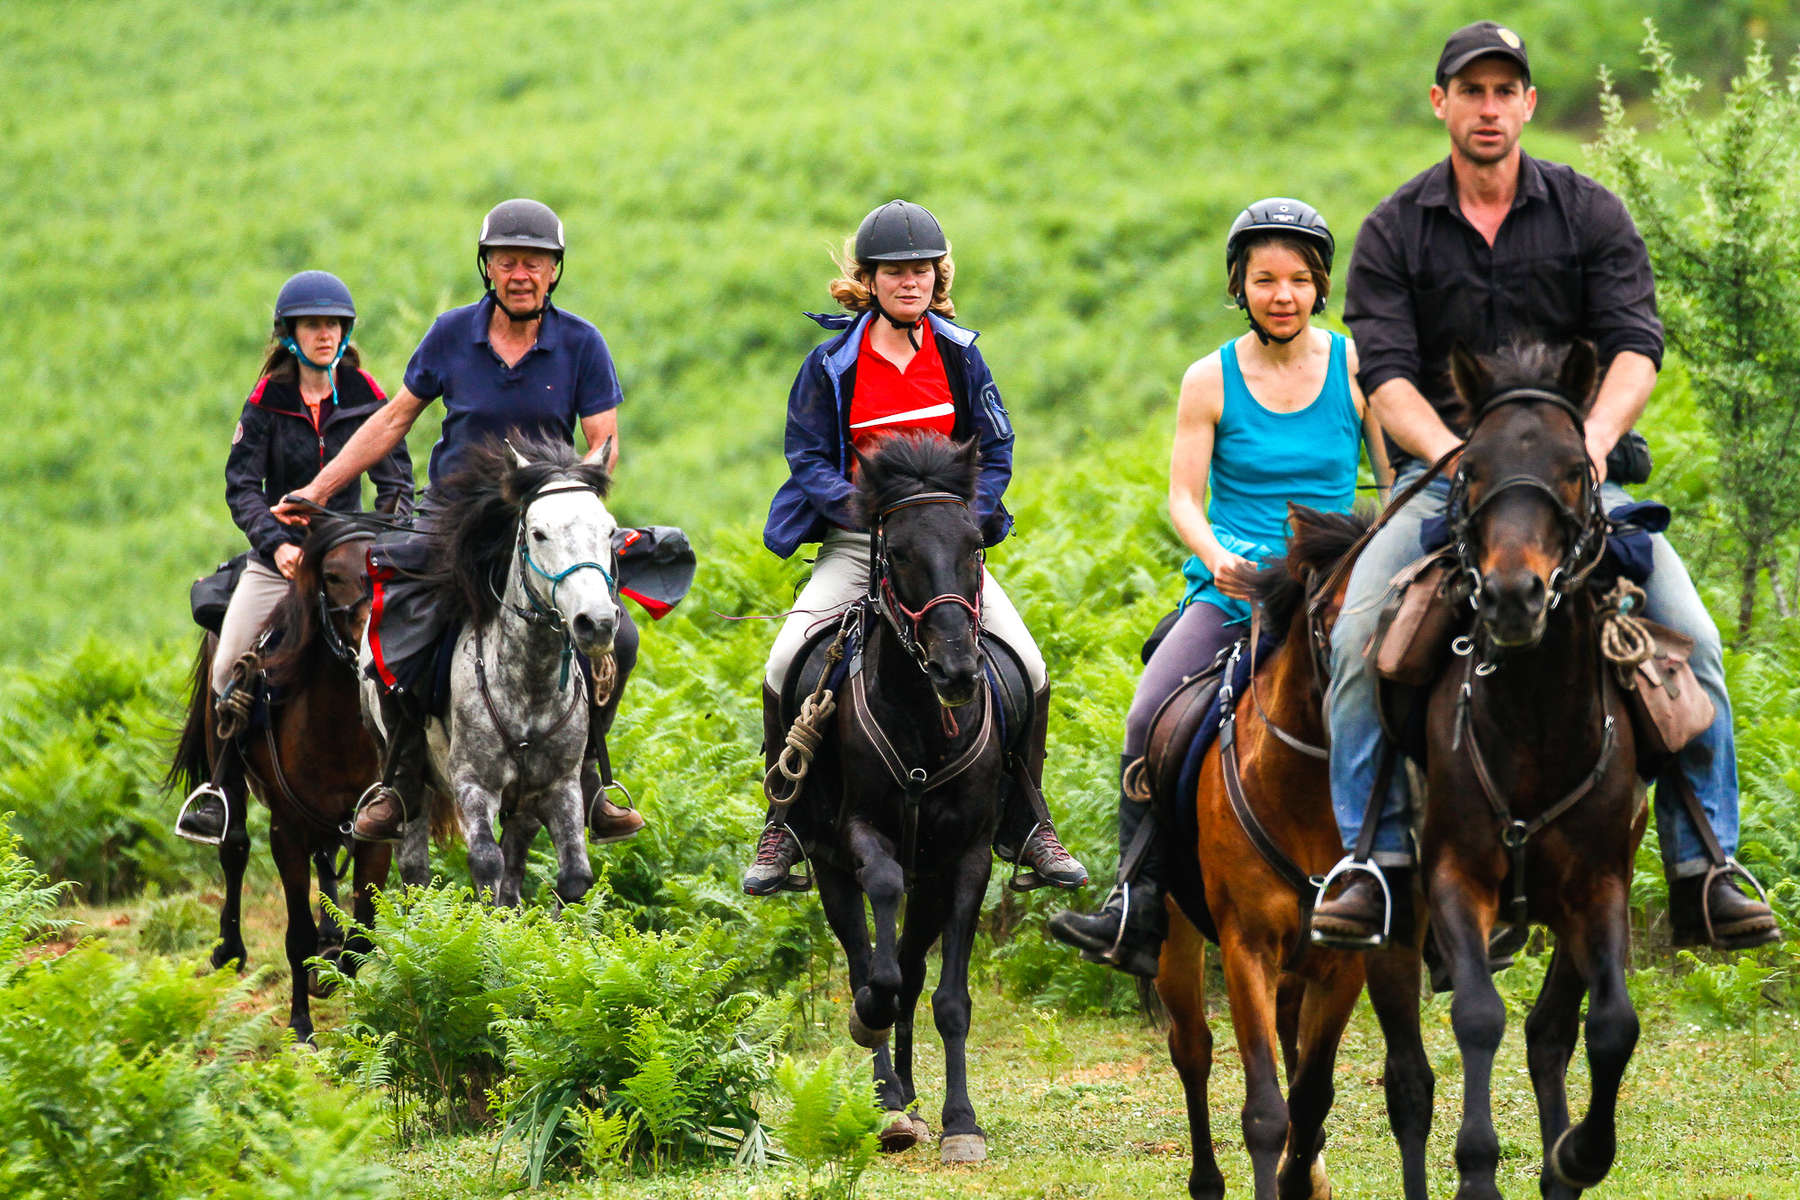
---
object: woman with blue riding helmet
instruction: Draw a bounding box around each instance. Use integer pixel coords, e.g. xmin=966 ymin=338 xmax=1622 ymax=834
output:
xmin=1048 ymin=198 xmax=1391 ymax=976
xmin=742 ymin=199 xmax=1087 ymax=897
xmin=175 ymin=271 xmax=414 ymax=844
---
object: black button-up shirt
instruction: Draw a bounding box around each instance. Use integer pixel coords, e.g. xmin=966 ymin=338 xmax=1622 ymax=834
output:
xmin=1344 ymin=152 xmax=1663 ymax=462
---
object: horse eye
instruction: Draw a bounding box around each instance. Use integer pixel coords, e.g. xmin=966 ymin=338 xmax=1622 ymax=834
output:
xmin=531 ymin=529 xmax=548 ymax=543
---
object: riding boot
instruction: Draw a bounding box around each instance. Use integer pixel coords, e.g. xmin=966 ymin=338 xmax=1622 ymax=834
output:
xmin=1312 ymin=864 xmax=1410 ymax=950
xmin=1047 ymin=756 xmax=1166 ymax=978
xmin=993 ymin=684 xmax=1088 ymax=890
xmin=1668 ymin=869 xmax=1780 ymax=950
xmin=352 ymin=689 xmax=428 ymax=844
xmin=744 ymin=683 xmax=811 ymax=896
xmin=580 ymin=699 xmax=645 ymax=845
xmin=175 ymin=725 xmax=246 ymax=845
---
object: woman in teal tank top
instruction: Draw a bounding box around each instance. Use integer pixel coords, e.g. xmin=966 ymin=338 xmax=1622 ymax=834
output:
xmin=1049 ymin=198 xmax=1391 ymax=976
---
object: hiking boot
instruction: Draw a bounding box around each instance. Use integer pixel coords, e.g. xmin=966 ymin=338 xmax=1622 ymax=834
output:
xmin=1311 ymin=867 xmax=1395 ymax=949
xmin=743 ymin=823 xmax=809 ymax=895
xmin=1670 ymin=870 xmax=1781 ymax=950
xmin=350 ymin=785 xmax=406 ymax=844
xmin=175 ymin=784 xmax=230 ymax=845
xmin=1048 ymin=882 xmax=1164 ymax=978
xmin=1011 ymin=825 xmax=1088 ymax=891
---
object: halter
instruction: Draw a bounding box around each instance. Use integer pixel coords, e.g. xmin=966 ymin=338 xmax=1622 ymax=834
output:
xmin=506 ymin=480 xmax=618 ymax=689
xmin=1446 ymin=386 xmax=1608 ymax=648
xmin=868 ymin=489 xmax=983 ymax=675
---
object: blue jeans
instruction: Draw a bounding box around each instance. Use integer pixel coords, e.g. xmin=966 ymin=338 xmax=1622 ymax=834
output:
xmin=1326 ymin=470 xmax=1737 ymax=877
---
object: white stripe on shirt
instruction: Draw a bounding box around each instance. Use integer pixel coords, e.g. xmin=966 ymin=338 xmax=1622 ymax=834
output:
xmin=848 ymin=402 xmax=957 ymax=430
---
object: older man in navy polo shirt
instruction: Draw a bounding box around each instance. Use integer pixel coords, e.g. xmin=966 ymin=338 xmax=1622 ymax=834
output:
xmin=275 ymin=197 xmax=643 ymax=845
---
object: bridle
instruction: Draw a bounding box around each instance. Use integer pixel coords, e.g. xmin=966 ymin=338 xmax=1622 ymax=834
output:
xmin=314 ymin=528 xmax=376 ymax=666
xmin=493 ymin=480 xmax=619 ymax=688
xmin=868 ymin=490 xmax=984 ymax=675
xmin=1446 ymin=386 xmax=1608 ymax=633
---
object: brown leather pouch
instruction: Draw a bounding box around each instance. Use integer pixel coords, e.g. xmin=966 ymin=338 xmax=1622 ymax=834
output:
xmin=1622 ymin=620 xmax=1714 ymax=761
xmin=1368 ymin=550 xmax=1461 ymax=686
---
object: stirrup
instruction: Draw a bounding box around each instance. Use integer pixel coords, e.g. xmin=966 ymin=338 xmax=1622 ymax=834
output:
xmin=587 ymin=777 xmax=636 ymax=824
xmin=344 ymin=782 xmax=406 ymax=843
xmin=1309 ymin=856 xmax=1394 ymax=950
xmin=1703 ymin=857 xmax=1776 ymax=948
xmin=1003 ymin=820 xmax=1049 ymax=893
xmin=174 ymin=784 xmax=230 ymax=846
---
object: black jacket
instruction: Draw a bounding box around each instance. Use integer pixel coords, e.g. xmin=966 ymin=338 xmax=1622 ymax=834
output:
xmin=224 ymin=366 xmax=414 ymax=569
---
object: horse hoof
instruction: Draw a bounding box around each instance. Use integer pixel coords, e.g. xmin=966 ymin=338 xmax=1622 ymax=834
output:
xmin=1550 ymin=1125 xmax=1609 ymax=1190
xmin=848 ymin=1008 xmax=890 ymax=1049
xmin=878 ymin=1110 xmax=919 ymax=1154
xmin=909 ymin=1114 xmax=931 ymax=1142
xmin=939 ymin=1133 xmax=986 ymax=1165
xmin=210 ymin=944 xmax=247 ymax=973
xmin=305 ymin=968 xmax=339 ymax=1000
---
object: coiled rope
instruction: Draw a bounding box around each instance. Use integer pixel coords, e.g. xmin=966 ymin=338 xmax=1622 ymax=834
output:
xmin=1597 ymin=578 xmax=1654 ymax=670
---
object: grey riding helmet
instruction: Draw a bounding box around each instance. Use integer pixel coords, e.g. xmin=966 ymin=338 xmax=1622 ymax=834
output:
xmin=477 ymin=197 xmax=565 ymax=295
xmin=1224 ymin=197 xmax=1335 ymax=315
xmin=273 ymin=270 xmax=356 ymax=338
xmin=854 ymin=199 xmax=948 ymax=263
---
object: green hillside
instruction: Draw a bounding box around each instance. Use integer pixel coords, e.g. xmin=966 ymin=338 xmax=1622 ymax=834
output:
xmin=7 ymin=0 xmax=1790 ymax=661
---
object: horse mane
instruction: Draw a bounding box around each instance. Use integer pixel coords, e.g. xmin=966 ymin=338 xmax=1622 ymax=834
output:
xmin=262 ymin=516 xmax=363 ymax=688
xmin=849 ymin=431 xmax=978 ymax=522
xmin=427 ymin=435 xmax=613 ymax=627
xmin=1249 ymin=503 xmax=1375 ymax=632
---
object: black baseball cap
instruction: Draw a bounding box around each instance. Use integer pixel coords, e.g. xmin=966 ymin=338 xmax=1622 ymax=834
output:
xmin=1436 ymin=21 xmax=1531 ymax=86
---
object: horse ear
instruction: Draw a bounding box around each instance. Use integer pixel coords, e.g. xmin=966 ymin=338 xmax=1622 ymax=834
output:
xmin=597 ymin=436 xmax=614 ymax=470
xmin=1560 ymin=340 xmax=1599 ymax=414
xmin=504 ymin=438 xmax=531 ymax=470
xmin=1449 ymin=342 xmax=1489 ymax=412
xmin=848 ymin=442 xmax=874 ymax=477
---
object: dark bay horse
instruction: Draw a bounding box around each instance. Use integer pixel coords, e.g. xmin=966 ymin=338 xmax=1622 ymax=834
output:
xmin=1423 ymin=341 xmax=1644 ymax=1199
xmin=807 ymin=433 xmax=1006 ymax=1166
xmin=168 ymin=519 xmax=392 ymax=1044
xmin=1156 ymin=506 xmax=1433 ymax=1200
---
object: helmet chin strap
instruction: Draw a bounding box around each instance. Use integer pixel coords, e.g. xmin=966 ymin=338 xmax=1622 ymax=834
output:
xmin=282 ymin=335 xmax=347 ymax=406
xmin=1236 ymin=295 xmax=1302 ymax=346
xmin=873 ymin=300 xmax=923 ymax=350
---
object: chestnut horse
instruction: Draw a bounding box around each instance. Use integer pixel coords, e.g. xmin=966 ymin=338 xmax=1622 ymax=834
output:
xmin=168 ymin=519 xmax=392 ymax=1044
xmin=1156 ymin=505 xmax=1434 ymax=1200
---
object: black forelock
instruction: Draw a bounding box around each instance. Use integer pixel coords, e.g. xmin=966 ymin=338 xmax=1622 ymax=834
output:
xmin=851 ymin=431 xmax=978 ymax=521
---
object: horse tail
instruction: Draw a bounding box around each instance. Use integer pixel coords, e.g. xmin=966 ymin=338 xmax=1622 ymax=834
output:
xmin=165 ymin=635 xmax=215 ymax=795
xmin=428 ymin=786 xmax=459 ymax=847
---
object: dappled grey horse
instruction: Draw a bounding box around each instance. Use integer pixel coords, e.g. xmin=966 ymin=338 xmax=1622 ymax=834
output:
xmin=363 ymin=437 xmax=620 ymax=905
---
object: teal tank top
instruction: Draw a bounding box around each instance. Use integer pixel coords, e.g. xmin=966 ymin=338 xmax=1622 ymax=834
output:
xmin=1181 ymin=331 xmax=1362 ymax=621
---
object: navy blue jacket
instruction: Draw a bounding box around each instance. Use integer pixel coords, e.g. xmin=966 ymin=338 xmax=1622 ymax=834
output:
xmin=225 ymin=367 xmax=414 ymax=569
xmin=763 ymin=310 xmax=1015 ymax=558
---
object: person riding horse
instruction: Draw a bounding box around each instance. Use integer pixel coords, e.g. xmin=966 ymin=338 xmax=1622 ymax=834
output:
xmin=1310 ymin=20 xmax=1778 ymax=951
xmin=742 ymin=199 xmax=1086 ymax=896
xmin=271 ymin=198 xmax=643 ymax=847
xmin=175 ymin=270 xmax=412 ymax=843
xmin=1047 ymin=198 xmax=1391 ymax=976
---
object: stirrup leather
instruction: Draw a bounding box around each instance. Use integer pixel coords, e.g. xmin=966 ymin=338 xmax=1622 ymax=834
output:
xmin=175 ymin=784 xmax=231 ymax=847
xmin=1309 ymin=856 xmax=1395 ymax=949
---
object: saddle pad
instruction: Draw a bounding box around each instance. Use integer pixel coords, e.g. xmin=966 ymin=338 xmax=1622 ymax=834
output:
xmin=428 ymin=617 xmax=466 ymax=719
xmin=1171 ymin=633 xmax=1278 ymax=824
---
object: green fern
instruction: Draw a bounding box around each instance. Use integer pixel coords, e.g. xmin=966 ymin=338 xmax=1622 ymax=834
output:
xmin=772 ymin=1051 xmax=883 ymax=1199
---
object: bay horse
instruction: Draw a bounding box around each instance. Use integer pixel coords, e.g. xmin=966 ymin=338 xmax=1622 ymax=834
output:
xmin=806 ymin=433 xmax=1007 ymax=1166
xmin=373 ymin=436 xmax=619 ymax=906
xmin=1155 ymin=506 xmax=1434 ymax=1200
xmin=168 ymin=517 xmax=390 ymax=1044
xmin=1422 ymin=341 xmax=1644 ymax=1199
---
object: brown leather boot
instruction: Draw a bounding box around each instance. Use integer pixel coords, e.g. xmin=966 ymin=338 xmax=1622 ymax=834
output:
xmin=352 ymin=691 xmax=426 ymax=844
xmin=1670 ymin=870 xmax=1780 ymax=950
xmin=1311 ymin=869 xmax=1399 ymax=949
xmin=581 ymin=717 xmax=645 ymax=843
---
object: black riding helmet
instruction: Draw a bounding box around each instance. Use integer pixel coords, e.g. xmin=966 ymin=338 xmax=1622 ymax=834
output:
xmin=477 ymin=198 xmax=565 ymax=314
xmin=854 ymin=200 xmax=948 ymax=346
xmin=1225 ymin=198 xmax=1335 ymax=344
xmin=273 ymin=271 xmax=356 ymax=399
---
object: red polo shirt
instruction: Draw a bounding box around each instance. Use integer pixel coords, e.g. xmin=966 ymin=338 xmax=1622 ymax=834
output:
xmin=848 ymin=319 xmax=956 ymax=450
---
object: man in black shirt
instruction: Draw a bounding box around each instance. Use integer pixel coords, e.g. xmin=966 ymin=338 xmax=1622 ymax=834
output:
xmin=1312 ymin=21 xmax=1776 ymax=951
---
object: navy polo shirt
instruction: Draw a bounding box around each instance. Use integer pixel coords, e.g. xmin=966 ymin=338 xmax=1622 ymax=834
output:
xmin=403 ymin=295 xmax=623 ymax=487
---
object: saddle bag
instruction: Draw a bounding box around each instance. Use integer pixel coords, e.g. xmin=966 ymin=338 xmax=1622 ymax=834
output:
xmin=189 ymin=552 xmax=250 ymax=634
xmin=1620 ymin=619 xmax=1714 ymax=763
xmin=1140 ymin=644 xmax=1233 ymax=810
xmin=1368 ymin=549 xmax=1462 ymax=687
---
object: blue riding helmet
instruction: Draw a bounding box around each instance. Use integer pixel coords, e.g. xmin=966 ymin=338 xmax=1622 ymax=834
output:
xmin=273 ymin=270 xmax=356 ymax=397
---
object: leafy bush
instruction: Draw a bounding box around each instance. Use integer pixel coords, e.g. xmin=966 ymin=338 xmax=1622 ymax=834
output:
xmin=770 ymin=1051 xmax=884 ymax=1200
xmin=0 ymin=638 xmax=211 ymax=903
xmin=321 ymin=882 xmax=791 ymax=1183
xmin=0 ymin=940 xmax=393 ymax=1200
xmin=0 ymin=812 xmax=71 ymax=980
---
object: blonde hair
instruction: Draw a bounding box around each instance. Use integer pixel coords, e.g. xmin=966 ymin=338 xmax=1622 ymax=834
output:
xmin=827 ymin=236 xmax=956 ymax=318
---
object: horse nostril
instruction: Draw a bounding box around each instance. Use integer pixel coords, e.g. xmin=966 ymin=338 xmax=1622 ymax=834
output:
xmin=572 ymin=612 xmax=616 ymax=649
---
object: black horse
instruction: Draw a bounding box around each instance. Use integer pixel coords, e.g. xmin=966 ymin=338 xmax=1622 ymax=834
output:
xmin=1420 ymin=341 xmax=1646 ymax=1199
xmin=803 ymin=432 xmax=1008 ymax=1166
xmin=168 ymin=519 xmax=393 ymax=1044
